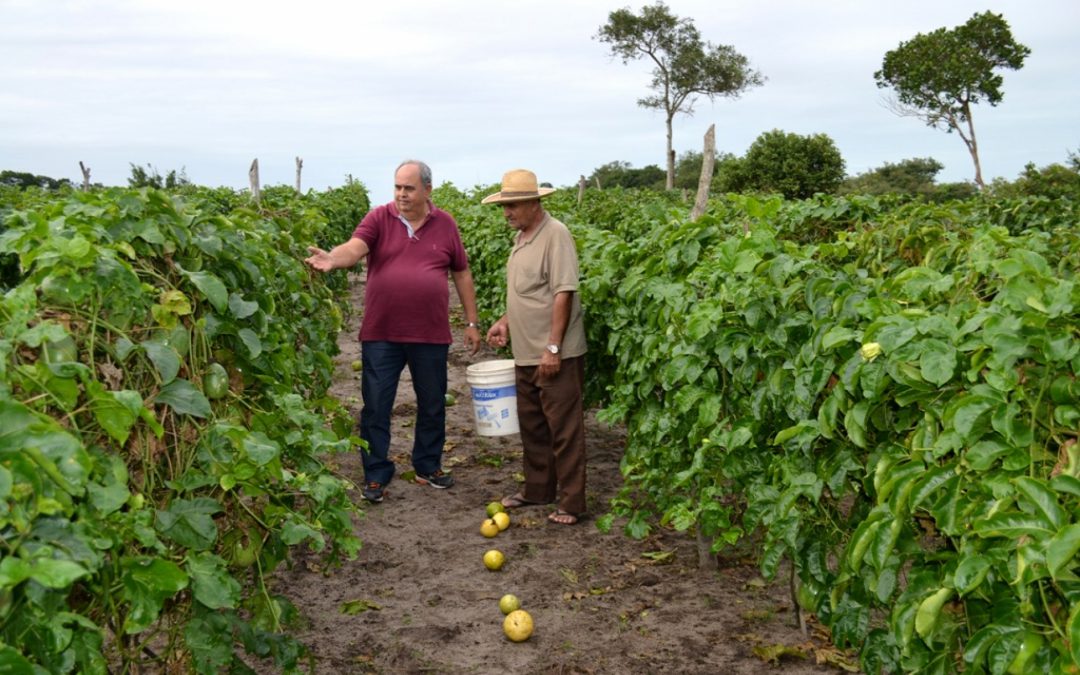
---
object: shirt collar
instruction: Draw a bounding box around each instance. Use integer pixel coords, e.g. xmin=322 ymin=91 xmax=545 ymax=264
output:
xmin=391 ymin=200 xmax=435 ymax=239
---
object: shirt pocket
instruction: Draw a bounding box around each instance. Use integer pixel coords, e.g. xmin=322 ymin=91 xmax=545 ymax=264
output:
xmin=512 ymin=266 xmax=547 ymax=298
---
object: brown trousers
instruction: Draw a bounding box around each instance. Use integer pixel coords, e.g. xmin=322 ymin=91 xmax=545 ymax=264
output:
xmin=515 ymin=356 xmax=587 ymax=515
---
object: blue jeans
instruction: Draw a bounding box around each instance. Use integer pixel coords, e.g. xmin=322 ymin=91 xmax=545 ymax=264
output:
xmin=359 ymin=341 xmax=448 ymax=485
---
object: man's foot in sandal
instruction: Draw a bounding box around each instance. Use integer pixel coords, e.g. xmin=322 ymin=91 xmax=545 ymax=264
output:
xmin=547 ymin=510 xmax=579 ymax=525
xmin=501 ymin=493 xmax=543 ymax=509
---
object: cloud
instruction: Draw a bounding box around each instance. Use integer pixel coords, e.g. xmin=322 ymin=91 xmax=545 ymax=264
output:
xmin=1 ymin=0 xmax=1076 ymax=193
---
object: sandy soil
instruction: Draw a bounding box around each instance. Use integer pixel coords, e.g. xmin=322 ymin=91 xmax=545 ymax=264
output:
xmin=273 ymin=275 xmax=854 ymax=674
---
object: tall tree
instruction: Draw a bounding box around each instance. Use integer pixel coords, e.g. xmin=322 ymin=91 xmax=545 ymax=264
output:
xmin=874 ymin=11 xmax=1030 ymax=189
xmin=596 ymin=1 xmax=763 ymax=190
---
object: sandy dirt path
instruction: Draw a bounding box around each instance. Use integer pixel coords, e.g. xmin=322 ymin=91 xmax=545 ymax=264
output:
xmin=273 ymin=274 xmax=851 ymax=674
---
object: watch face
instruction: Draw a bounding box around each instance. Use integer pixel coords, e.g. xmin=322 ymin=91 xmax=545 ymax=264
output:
xmin=547 ymin=344 xmax=559 ymax=354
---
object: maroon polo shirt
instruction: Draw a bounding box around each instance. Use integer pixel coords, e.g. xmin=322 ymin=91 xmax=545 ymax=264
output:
xmin=352 ymin=201 xmax=468 ymax=344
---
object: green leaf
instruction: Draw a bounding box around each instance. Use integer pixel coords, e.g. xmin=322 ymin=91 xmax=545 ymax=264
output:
xmin=844 ymin=401 xmax=869 ymax=448
xmin=1014 ymin=476 xmax=1066 ymax=530
xmin=86 ymin=452 xmax=131 ymax=517
xmin=29 ymin=558 xmax=90 ymax=588
xmin=873 ymin=319 xmax=917 ymax=353
xmin=186 ymin=552 xmax=241 ymax=610
xmin=0 ymin=465 xmax=11 ymax=500
xmin=155 ymin=379 xmax=211 ymax=418
xmin=0 ymin=557 xmax=32 ymax=586
xmin=140 ymin=338 xmax=181 ymax=384
xmin=919 ymin=339 xmax=957 ymax=386
xmin=115 ymin=336 xmax=136 ymax=360
xmin=953 ymin=554 xmax=991 ymax=595
xmin=962 ymin=624 xmax=1007 ymax=668
xmin=950 ymin=396 xmax=996 ymax=444
xmin=1070 ymin=601 xmax=1080 ymax=666
xmin=121 ymin=556 xmax=188 ymax=634
xmin=180 ymin=269 xmax=228 ymax=313
xmin=823 ymin=326 xmax=858 ymax=351
xmin=972 ymin=512 xmax=1054 ymax=539
xmin=1047 ymin=523 xmax=1080 ymax=580
xmin=281 ymin=519 xmax=321 ymax=547
xmin=242 ymin=432 xmax=281 ymax=466
xmin=965 ymin=439 xmax=1011 ymax=471
xmin=228 ymin=293 xmax=259 ymax=319
xmin=155 ymin=497 xmax=222 ymax=550
xmin=0 ymin=645 xmax=36 ymax=674
xmin=909 ymin=465 xmax=954 ymax=510
xmin=185 ymin=611 xmax=234 ymax=674
xmin=88 ymin=384 xmax=143 ymax=444
xmin=992 ymin=402 xmax=1033 ymax=447
xmin=1051 ymin=475 xmax=1080 ymax=498
xmin=237 ymin=328 xmax=262 ymax=359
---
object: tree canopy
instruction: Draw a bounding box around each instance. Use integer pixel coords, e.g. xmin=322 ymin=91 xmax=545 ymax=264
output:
xmin=128 ymin=163 xmax=189 ymax=189
xmin=596 ymin=1 xmax=763 ymax=190
xmin=589 ymin=161 xmax=666 ymax=190
xmin=874 ymin=11 xmax=1030 ymax=189
xmin=840 ymin=158 xmax=944 ymax=198
xmin=0 ymin=170 xmax=71 ymax=190
xmin=741 ymin=130 xmax=845 ymax=199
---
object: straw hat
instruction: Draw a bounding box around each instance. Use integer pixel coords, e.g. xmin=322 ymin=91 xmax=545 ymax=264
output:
xmin=481 ymin=169 xmax=556 ymax=204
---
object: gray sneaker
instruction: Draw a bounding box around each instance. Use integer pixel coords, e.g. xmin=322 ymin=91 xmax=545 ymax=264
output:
xmin=361 ymin=481 xmax=386 ymax=503
xmin=415 ymin=470 xmax=454 ymax=489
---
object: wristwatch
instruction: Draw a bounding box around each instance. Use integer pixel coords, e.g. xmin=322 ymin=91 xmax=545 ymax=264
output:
xmin=546 ymin=344 xmax=560 ymax=355
xmin=466 ymin=322 xmax=479 ymax=329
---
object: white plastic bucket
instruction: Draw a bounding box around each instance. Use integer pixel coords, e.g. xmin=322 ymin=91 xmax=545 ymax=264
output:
xmin=466 ymin=359 xmax=519 ymax=436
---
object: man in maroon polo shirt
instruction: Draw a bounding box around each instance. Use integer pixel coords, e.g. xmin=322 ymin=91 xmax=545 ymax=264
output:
xmin=305 ymin=160 xmax=482 ymax=503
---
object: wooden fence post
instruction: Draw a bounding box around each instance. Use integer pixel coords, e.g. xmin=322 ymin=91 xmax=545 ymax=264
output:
xmin=577 ymin=175 xmax=586 ymax=206
xmin=249 ymin=159 xmax=261 ymax=206
xmin=295 ymin=156 xmax=303 ymax=194
xmin=78 ymin=161 xmax=91 ymax=191
xmin=690 ymin=124 xmax=716 ymax=220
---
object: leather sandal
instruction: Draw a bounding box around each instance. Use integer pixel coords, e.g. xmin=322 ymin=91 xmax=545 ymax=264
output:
xmin=547 ymin=509 xmax=579 ymax=525
xmin=501 ymin=493 xmax=543 ymax=509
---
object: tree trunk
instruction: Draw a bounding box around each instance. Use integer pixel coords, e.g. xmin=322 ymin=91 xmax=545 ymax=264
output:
xmin=964 ymin=113 xmax=984 ymax=189
xmin=577 ymin=175 xmax=586 ymax=207
xmin=665 ymin=114 xmax=675 ymax=190
xmin=295 ymin=156 xmax=303 ymax=194
xmin=690 ymin=124 xmax=716 ymax=220
xmin=249 ymin=158 xmax=261 ymax=206
xmin=78 ymin=161 xmax=91 ymax=191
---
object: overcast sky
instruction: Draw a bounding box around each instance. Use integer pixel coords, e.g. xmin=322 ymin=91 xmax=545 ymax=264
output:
xmin=2 ymin=0 xmax=1076 ymax=198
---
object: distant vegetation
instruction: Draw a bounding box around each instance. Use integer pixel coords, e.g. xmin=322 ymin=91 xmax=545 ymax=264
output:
xmin=584 ymin=145 xmax=1079 ymax=202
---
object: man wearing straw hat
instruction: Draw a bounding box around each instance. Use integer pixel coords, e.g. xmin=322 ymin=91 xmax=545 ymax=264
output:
xmin=483 ymin=169 xmax=587 ymax=525
xmin=305 ymin=160 xmax=482 ymax=504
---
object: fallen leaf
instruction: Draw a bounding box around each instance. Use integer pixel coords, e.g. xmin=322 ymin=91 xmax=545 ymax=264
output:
xmin=641 ymin=550 xmax=674 ymax=564
xmin=815 ymin=646 xmax=860 ymax=672
xmin=741 ymin=609 xmax=773 ymax=621
xmin=340 ymin=599 xmax=382 ymax=615
xmin=752 ymin=643 xmax=809 ymax=664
